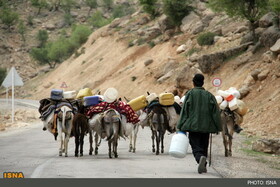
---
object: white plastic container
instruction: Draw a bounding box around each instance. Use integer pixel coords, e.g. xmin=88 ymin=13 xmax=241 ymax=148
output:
xmin=63 ymin=91 xmax=76 ymax=99
xmin=217 ymin=90 xmax=230 ymax=98
xmin=104 ymin=87 xmax=118 ymax=103
xmin=174 ymin=95 xmax=181 ymax=104
xmin=169 ymin=131 xmax=189 ymax=158
xmin=229 ymin=97 xmax=238 ymax=111
xmin=215 ymin=95 xmax=223 ymax=104
xmin=219 ymin=100 xmax=228 ymax=110
xmin=146 ymin=93 xmax=158 ymax=104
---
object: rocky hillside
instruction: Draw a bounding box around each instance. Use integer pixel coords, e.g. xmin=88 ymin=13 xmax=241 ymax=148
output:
xmin=1 ymin=1 xmax=280 ymax=155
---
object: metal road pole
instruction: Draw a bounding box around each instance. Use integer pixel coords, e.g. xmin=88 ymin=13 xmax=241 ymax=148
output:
xmin=6 ymin=87 xmax=8 ymax=105
xmin=12 ymin=68 xmax=14 ymax=123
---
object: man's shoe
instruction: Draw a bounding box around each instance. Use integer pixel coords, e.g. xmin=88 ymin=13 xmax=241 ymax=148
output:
xmin=198 ymin=156 xmax=207 ymax=174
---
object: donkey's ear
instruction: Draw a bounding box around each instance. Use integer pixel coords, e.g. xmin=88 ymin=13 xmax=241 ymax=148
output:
xmin=124 ymin=96 xmax=130 ymax=103
xmin=98 ymin=91 xmax=101 ymax=95
xmin=119 ymin=97 xmax=122 ymax=101
xmin=147 ymin=91 xmax=150 ymax=95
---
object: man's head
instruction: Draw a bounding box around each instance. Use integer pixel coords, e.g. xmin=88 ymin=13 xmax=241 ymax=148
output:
xmin=193 ymin=73 xmax=204 ymax=87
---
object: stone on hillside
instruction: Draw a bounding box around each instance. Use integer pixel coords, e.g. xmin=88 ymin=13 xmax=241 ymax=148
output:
xmin=158 ymin=15 xmax=174 ymax=32
xmin=163 ymin=59 xmax=179 ymax=74
xmin=252 ymin=139 xmax=280 ymax=155
xmin=262 ymin=51 xmax=274 ymax=63
xmin=176 ymin=44 xmax=187 ymax=54
xmin=144 ymin=25 xmax=161 ymax=41
xmin=259 ymin=12 xmax=276 ymax=28
xmin=260 ymin=26 xmax=280 ymax=48
xmin=144 ymin=59 xmax=153 ymax=66
xmin=176 ymin=65 xmax=201 ymax=91
xmin=180 ymin=12 xmax=200 ymax=33
xmin=137 ymin=16 xmax=150 ymax=25
xmin=251 ymin=69 xmax=261 ymax=81
xmin=109 ymin=18 xmax=122 ymax=28
xmin=234 ymin=26 xmax=248 ymax=34
xmin=157 ymin=70 xmax=174 ymax=84
xmin=258 ymin=70 xmax=270 ymax=81
xmin=270 ymin=39 xmax=280 ymax=54
xmin=44 ymin=23 xmax=56 ymax=31
xmin=239 ymin=85 xmax=250 ymax=98
xmin=191 ymin=22 xmax=205 ymax=34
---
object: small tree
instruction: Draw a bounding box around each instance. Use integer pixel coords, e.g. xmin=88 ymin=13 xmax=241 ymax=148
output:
xmin=85 ymin=0 xmax=98 ymax=16
xmin=208 ymin=0 xmax=269 ymax=43
xmin=139 ymin=0 xmax=158 ymax=19
xmin=18 ymin=20 xmax=26 ymax=44
xmin=0 ymin=67 xmax=7 ymax=85
xmin=36 ymin=30 xmax=48 ymax=47
xmin=30 ymin=0 xmax=48 ymax=15
xmin=163 ymin=0 xmax=193 ymax=27
xmin=0 ymin=8 xmax=19 ymax=31
xmin=30 ymin=47 xmax=52 ymax=67
xmin=269 ymin=0 xmax=280 ymax=28
xmin=102 ymin=0 xmax=113 ymax=11
xmin=61 ymin=0 xmax=76 ymax=14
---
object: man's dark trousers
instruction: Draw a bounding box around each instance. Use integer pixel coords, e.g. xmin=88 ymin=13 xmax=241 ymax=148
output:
xmin=188 ymin=131 xmax=210 ymax=164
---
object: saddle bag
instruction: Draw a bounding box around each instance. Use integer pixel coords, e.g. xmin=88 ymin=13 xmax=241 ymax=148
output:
xmin=83 ymin=96 xmax=100 ymax=107
xmin=128 ymin=95 xmax=148 ymax=111
xmin=63 ymin=90 xmax=77 ymax=99
xmin=50 ymin=89 xmax=63 ymax=101
xmin=159 ymin=93 xmax=174 ymax=106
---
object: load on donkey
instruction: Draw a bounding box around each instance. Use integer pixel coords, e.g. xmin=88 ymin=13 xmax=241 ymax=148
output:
xmin=39 ymin=89 xmax=78 ymax=157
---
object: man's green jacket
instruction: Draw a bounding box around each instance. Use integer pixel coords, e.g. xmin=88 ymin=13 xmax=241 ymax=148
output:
xmin=177 ymin=87 xmax=222 ymax=133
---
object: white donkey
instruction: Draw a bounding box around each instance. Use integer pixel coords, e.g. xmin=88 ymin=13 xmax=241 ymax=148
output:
xmin=56 ymin=105 xmax=74 ymax=157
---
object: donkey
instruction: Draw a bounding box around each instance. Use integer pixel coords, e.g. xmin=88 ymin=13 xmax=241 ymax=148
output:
xmin=220 ymin=109 xmax=235 ymax=157
xmin=88 ymin=109 xmax=121 ymax=158
xmin=147 ymin=105 xmax=169 ymax=155
xmin=56 ymin=105 xmax=74 ymax=157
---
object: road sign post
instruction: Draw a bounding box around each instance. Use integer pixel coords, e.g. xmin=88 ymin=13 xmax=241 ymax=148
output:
xmin=1 ymin=67 xmax=24 ymax=123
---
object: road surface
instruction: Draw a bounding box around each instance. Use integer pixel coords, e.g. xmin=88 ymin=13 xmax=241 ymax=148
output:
xmin=0 ymin=122 xmax=221 ymax=178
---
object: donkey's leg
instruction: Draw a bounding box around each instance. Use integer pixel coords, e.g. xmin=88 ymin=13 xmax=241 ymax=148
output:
xmin=89 ymin=130 xmax=93 ymax=155
xmin=133 ymin=125 xmax=139 ymax=153
xmin=156 ymin=131 xmax=160 ymax=155
xmin=160 ymin=131 xmax=165 ymax=154
xmin=108 ymin=140 xmax=112 ymax=158
xmin=94 ymin=133 xmax=99 ymax=155
xmin=129 ymin=134 xmax=133 ymax=152
xmin=64 ymin=133 xmax=70 ymax=157
xmin=114 ymin=138 xmax=118 ymax=158
xmin=58 ymin=129 xmax=63 ymax=156
xmin=80 ymin=133 xmax=84 ymax=157
xmin=228 ymin=135 xmax=233 ymax=157
xmin=74 ymin=135 xmax=79 ymax=157
xmin=151 ymin=130 xmax=155 ymax=153
xmin=222 ymin=134 xmax=229 ymax=157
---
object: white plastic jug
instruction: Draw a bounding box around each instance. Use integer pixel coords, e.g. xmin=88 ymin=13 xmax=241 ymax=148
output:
xmin=169 ymin=131 xmax=189 ymax=158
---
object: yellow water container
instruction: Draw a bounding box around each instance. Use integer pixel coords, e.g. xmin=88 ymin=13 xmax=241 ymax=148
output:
xmin=76 ymin=88 xmax=93 ymax=99
xmin=159 ymin=93 xmax=174 ymax=106
xmin=236 ymin=99 xmax=248 ymax=116
xmin=128 ymin=95 xmax=148 ymax=111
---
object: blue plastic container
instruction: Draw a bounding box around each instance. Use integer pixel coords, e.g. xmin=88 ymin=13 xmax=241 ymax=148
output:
xmin=50 ymin=89 xmax=63 ymax=101
xmin=83 ymin=96 xmax=100 ymax=107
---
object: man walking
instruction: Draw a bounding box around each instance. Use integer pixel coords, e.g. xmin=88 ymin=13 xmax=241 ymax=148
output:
xmin=177 ymin=73 xmax=222 ymax=174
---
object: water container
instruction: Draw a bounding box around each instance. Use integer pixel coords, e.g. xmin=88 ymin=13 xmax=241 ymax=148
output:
xmin=146 ymin=93 xmax=158 ymax=104
xmin=104 ymin=87 xmax=118 ymax=103
xmin=159 ymin=93 xmax=174 ymax=106
xmin=169 ymin=131 xmax=189 ymax=158
xmin=217 ymin=90 xmax=230 ymax=98
xmin=215 ymin=95 xmax=223 ymax=104
xmin=229 ymin=97 xmax=238 ymax=111
xmin=63 ymin=91 xmax=77 ymax=99
xmin=219 ymin=100 xmax=228 ymax=110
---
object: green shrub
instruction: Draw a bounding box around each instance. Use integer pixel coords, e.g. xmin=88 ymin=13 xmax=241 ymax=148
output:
xmin=131 ymin=76 xmax=137 ymax=81
xmin=70 ymin=25 xmax=91 ymax=45
xmin=148 ymin=41 xmax=155 ymax=48
xmin=0 ymin=8 xmax=19 ymax=29
xmin=163 ymin=0 xmax=193 ymax=26
xmin=139 ymin=0 xmax=158 ymax=18
xmin=89 ymin=11 xmax=112 ymax=28
xmin=30 ymin=47 xmax=50 ymax=65
xmin=64 ymin=13 xmax=74 ymax=26
xmin=0 ymin=67 xmax=7 ymax=85
xmin=112 ymin=4 xmax=135 ymax=18
xmin=18 ymin=20 xmax=26 ymax=42
xmin=197 ymin=32 xmax=216 ymax=46
xmin=36 ymin=30 xmax=48 ymax=47
xmin=27 ymin=15 xmax=33 ymax=26
xmin=186 ymin=47 xmax=200 ymax=56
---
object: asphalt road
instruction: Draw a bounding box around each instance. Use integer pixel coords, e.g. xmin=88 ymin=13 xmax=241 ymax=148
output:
xmin=0 ymin=121 xmax=221 ymax=178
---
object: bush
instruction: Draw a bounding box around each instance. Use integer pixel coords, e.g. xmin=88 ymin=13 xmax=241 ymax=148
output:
xmin=27 ymin=15 xmax=33 ymax=26
xmin=197 ymin=32 xmax=216 ymax=46
xmin=30 ymin=47 xmax=50 ymax=65
xmin=18 ymin=20 xmax=26 ymax=42
xmin=0 ymin=8 xmax=19 ymax=29
xmin=0 ymin=67 xmax=7 ymax=85
xmin=36 ymin=30 xmax=48 ymax=47
xmin=139 ymin=0 xmax=158 ymax=18
xmin=70 ymin=25 xmax=91 ymax=45
xmin=64 ymin=13 xmax=74 ymax=26
xmin=163 ymin=0 xmax=193 ymax=26
xmin=112 ymin=4 xmax=135 ymax=18
xmin=89 ymin=11 xmax=112 ymax=28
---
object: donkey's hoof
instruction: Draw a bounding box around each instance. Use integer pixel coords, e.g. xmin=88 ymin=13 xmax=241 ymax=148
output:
xmin=114 ymin=154 xmax=118 ymax=158
xmin=80 ymin=153 xmax=83 ymax=157
xmin=152 ymin=149 xmax=155 ymax=153
xmin=75 ymin=154 xmax=78 ymax=157
xmin=156 ymin=151 xmax=159 ymax=155
xmin=65 ymin=154 xmax=68 ymax=157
